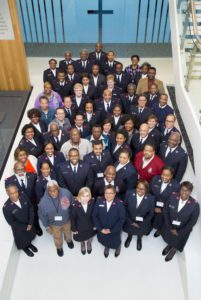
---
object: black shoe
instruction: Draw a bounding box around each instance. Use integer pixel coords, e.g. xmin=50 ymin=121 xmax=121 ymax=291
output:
xmin=162 ymin=245 xmax=172 ymax=256
xmin=154 ymin=230 xmax=161 ymax=238
xmin=36 ymin=228 xmax=43 ymax=236
xmin=114 ymin=247 xmax=121 ymax=257
xmin=57 ymin=248 xmax=64 ymax=257
xmin=165 ymin=248 xmax=177 ymax=262
xmin=67 ymin=240 xmax=74 ymax=249
xmin=137 ymin=238 xmax=142 ymax=251
xmin=23 ymin=248 xmax=34 ymax=257
xmin=104 ymin=247 xmax=109 ymax=258
xmin=81 ymin=249 xmax=86 ymax=255
xmin=124 ymin=236 xmax=132 ymax=248
xmin=87 ymin=243 xmax=92 ymax=254
xmin=28 ymin=243 xmax=38 ymax=253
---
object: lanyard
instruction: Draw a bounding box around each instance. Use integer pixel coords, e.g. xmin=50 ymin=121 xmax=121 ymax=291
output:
xmin=50 ymin=198 xmax=60 ymax=215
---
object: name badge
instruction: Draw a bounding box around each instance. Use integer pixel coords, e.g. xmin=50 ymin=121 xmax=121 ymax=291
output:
xmin=136 ymin=216 xmax=143 ymax=222
xmin=99 ymin=204 xmax=104 ymax=207
xmin=54 ymin=216 xmax=63 ymax=221
xmin=172 ymin=220 xmax=181 ymax=226
xmin=97 ymin=172 xmax=104 ymax=178
xmin=156 ymin=201 xmax=164 ymax=208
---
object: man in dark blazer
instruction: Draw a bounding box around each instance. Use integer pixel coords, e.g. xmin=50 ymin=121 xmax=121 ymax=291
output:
xmin=114 ymin=63 xmax=132 ymax=93
xmin=84 ymin=140 xmax=113 ymax=181
xmin=72 ymin=113 xmax=91 ymax=138
xmin=152 ymin=94 xmax=174 ymax=126
xmin=131 ymin=123 xmax=155 ymax=158
xmin=3 ymin=185 xmax=37 ymax=257
xmin=147 ymin=114 xmax=162 ymax=152
xmin=145 ymin=83 xmax=160 ymax=108
xmin=74 ymin=49 xmax=93 ymax=75
xmin=52 ymin=70 xmax=72 ymax=99
xmin=89 ymin=64 xmax=106 ymax=98
xmin=131 ymin=94 xmax=153 ymax=128
xmin=93 ymin=165 xmax=125 ymax=198
xmin=160 ymin=114 xmax=180 ymax=143
xmin=63 ymin=96 xmax=77 ymax=126
xmin=159 ymin=132 xmax=188 ymax=182
xmin=5 ymin=162 xmax=43 ymax=236
xmin=88 ymin=42 xmax=107 ymax=65
xmin=59 ymin=51 xmax=74 ymax=72
xmin=120 ymin=83 xmax=138 ymax=114
xmin=66 ymin=64 xmax=81 ymax=85
xmin=161 ymin=181 xmax=200 ymax=261
xmin=43 ymin=58 xmax=59 ymax=83
xmin=96 ymin=89 xmax=119 ymax=122
xmin=101 ymin=51 xmax=121 ymax=76
xmin=44 ymin=123 xmax=69 ymax=151
xmin=58 ymin=148 xmax=93 ymax=197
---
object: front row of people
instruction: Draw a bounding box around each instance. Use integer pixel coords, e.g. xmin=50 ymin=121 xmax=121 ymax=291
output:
xmin=3 ymin=178 xmax=199 ymax=262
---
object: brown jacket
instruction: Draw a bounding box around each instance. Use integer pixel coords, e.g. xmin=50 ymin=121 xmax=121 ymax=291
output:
xmin=136 ymin=78 xmax=165 ymax=94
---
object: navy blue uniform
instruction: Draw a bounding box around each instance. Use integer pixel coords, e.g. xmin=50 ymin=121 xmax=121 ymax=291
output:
xmin=37 ymin=151 xmax=66 ymax=174
xmin=84 ymin=150 xmax=113 ymax=180
xmin=130 ymin=133 xmax=156 ymax=158
xmin=131 ymin=106 xmax=153 ymax=127
xmin=97 ymin=85 xmax=122 ymax=100
xmin=159 ymin=142 xmax=188 ymax=182
xmin=93 ymin=178 xmax=126 ymax=198
xmin=110 ymin=116 xmax=123 ymax=132
xmin=44 ymin=130 xmax=69 ymax=151
xmin=101 ymin=60 xmax=120 ymax=76
xmin=71 ymin=199 xmax=96 ymax=242
xmin=52 ymin=80 xmax=72 ymax=99
xmin=19 ymin=136 xmax=43 ymax=158
xmin=3 ymin=194 xmax=36 ymax=249
xmin=160 ymin=125 xmax=180 ymax=143
xmin=114 ymin=161 xmax=138 ymax=190
xmin=148 ymin=127 xmax=162 ymax=153
xmin=82 ymin=85 xmax=96 ymax=100
xmin=71 ymin=96 xmax=86 ymax=114
xmin=114 ymin=72 xmax=132 ymax=93
xmin=145 ymin=92 xmax=160 ymax=108
xmin=88 ymin=51 xmax=107 ymax=65
xmin=161 ymin=193 xmax=200 ymax=251
xmin=71 ymin=123 xmax=91 ymax=139
xmin=73 ymin=59 xmax=93 ymax=75
xmin=110 ymin=142 xmax=131 ymax=163
xmin=120 ymin=94 xmax=138 ymax=114
xmin=93 ymin=197 xmax=126 ymax=249
xmin=43 ymin=68 xmax=59 ymax=83
xmin=59 ymin=59 xmax=74 ymax=71
xmin=58 ymin=160 xmax=93 ymax=196
xmin=96 ymin=99 xmax=119 ymax=122
xmin=152 ymin=104 xmax=174 ymax=126
xmin=150 ymin=175 xmax=180 ymax=230
xmin=83 ymin=111 xmax=102 ymax=128
xmin=66 ymin=73 xmax=82 ymax=85
xmin=64 ymin=106 xmax=77 ymax=126
xmin=89 ymin=74 xmax=106 ymax=90
xmin=35 ymin=171 xmax=57 ymax=202
xmin=29 ymin=121 xmax=47 ymax=141
xmin=124 ymin=190 xmax=155 ymax=236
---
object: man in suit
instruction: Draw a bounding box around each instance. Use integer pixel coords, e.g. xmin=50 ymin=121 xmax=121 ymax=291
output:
xmin=81 ymin=73 xmax=96 ymax=100
xmin=114 ymin=62 xmax=132 ymax=93
xmin=136 ymin=67 xmax=165 ymax=94
xmin=3 ymin=184 xmax=37 ymax=257
xmin=96 ymin=89 xmax=118 ymax=122
xmin=66 ymin=64 xmax=81 ymax=85
xmin=5 ymin=162 xmax=43 ymax=236
xmin=59 ymin=51 xmax=74 ymax=72
xmin=134 ymin=143 xmax=164 ymax=182
xmin=160 ymin=114 xmax=180 ymax=143
xmin=44 ymin=122 xmax=69 ymax=151
xmin=101 ymin=51 xmax=120 ymax=76
xmin=88 ymin=42 xmax=107 ymax=66
xmin=147 ymin=114 xmax=162 ymax=152
xmin=152 ymin=94 xmax=174 ymax=126
xmin=74 ymin=49 xmax=93 ymax=75
xmin=159 ymin=132 xmax=188 ymax=182
xmin=58 ymin=148 xmax=93 ymax=197
xmin=63 ymin=96 xmax=77 ymax=125
xmin=120 ymin=83 xmax=138 ymax=114
xmin=89 ymin=64 xmax=106 ymax=97
xmin=83 ymin=100 xmax=101 ymax=128
xmin=93 ymin=165 xmax=126 ymax=198
xmin=131 ymin=94 xmax=153 ymax=127
xmin=86 ymin=124 xmax=106 ymax=147
xmin=131 ymin=123 xmax=156 ymax=158
xmin=161 ymin=181 xmax=200 ymax=261
xmin=43 ymin=58 xmax=59 ymax=84
xmin=84 ymin=140 xmax=113 ymax=181
xmin=52 ymin=70 xmax=72 ymax=99
xmin=145 ymin=83 xmax=160 ymax=108
xmin=72 ymin=113 xmax=91 ymax=138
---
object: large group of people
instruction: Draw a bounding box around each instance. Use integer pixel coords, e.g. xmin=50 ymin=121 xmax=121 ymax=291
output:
xmin=3 ymin=43 xmax=200 ymax=262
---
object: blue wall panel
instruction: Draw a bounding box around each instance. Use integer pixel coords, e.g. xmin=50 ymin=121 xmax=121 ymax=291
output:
xmin=17 ymin=0 xmax=171 ymax=44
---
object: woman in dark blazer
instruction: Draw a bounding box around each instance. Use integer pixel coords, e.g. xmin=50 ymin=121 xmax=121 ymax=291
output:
xmin=124 ymin=180 xmax=155 ymax=251
xmin=19 ymin=124 xmax=43 ymax=158
xmin=27 ymin=108 xmax=47 ymax=139
xmin=71 ymin=187 xmax=96 ymax=255
xmin=150 ymin=166 xmax=180 ymax=238
xmin=35 ymin=161 xmax=57 ymax=202
xmin=37 ymin=141 xmax=65 ymax=174
xmin=92 ymin=185 xmax=125 ymax=258
xmin=110 ymin=128 xmax=131 ymax=162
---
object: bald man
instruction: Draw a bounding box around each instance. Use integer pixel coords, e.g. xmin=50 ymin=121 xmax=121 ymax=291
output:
xmin=74 ymin=49 xmax=93 ymax=75
xmin=59 ymin=51 xmax=74 ymax=72
xmin=131 ymin=123 xmax=155 ymax=158
xmin=93 ymin=165 xmax=125 ymax=198
xmin=159 ymin=132 xmax=188 ymax=182
xmin=88 ymin=42 xmax=107 ymax=66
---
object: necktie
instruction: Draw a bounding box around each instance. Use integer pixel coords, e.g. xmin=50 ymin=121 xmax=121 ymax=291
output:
xmin=165 ymin=149 xmax=172 ymax=158
xmin=107 ymin=103 xmax=110 ymax=112
xmin=139 ymin=138 xmax=143 ymax=144
xmin=164 ymin=128 xmax=169 ymax=136
xmin=109 ymin=63 xmax=112 ymax=68
xmin=67 ymin=108 xmax=71 ymax=115
xmin=55 ymin=136 xmax=59 ymax=145
xmin=139 ymin=109 xmax=142 ymax=114
xmin=83 ymin=61 xmax=86 ymax=69
xmin=129 ymin=96 xmax=132 ymax=102
xmin=73 ymin=166 xmax=77 ymax=174
xmin=97 ymin=155 xmax=101 ymax=162
xmin=21 ymin=179 xmax=26 ymax=190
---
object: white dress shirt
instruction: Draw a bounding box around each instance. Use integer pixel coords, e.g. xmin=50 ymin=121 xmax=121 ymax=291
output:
xmin=86 ymin=112 xmax=92 ymax=122
xmin=70 ymin=163 xmax=78 ymax=173
xmin=51 ymin=69 xmax=56 ymax=76
xmin=165 ymin=146 xmax=177 ymax=157
xmin=160 ymin=182 xmax=168 ymax=193
xmin=32 ymin=122 xmax=42 ymax=133
xmin=104 ymin=100 xmax=111 ymax=111
xmin=81 ymin=203 xmax=88 ymax=213
xmin=83 ymin=85 xmax=89 ymax=94
xmin=116 ymin=161 xmax=129 ymax=172
xmin=14 ymin=199 xmax=22 ymax=208
xmin=75 ymin=97 xmax=82 ymax=107
xmin=44 ymin=175 xmax=51 ymax=181
xmin=106 ymin=201 xmax=113 ymax=212
xmin=178 ymin=198 xmax=188 ymax=212
xmin=113 ymin=144 xmax=121 ymax=153
xmin=16 ymin=174 xmax=27 ymax=188
xmin=114 ymin=116 xmax=120 ymax=125
xmin=104 ymin=179 xmax=115 ymax=186
xmin=48 ymin=155 xmax=54 ymax=165
xmin=136 ymin=194 xmax=144 ymax=208
xmin=142 ymin=155 xmax=154 ymax=168
xmin=93 ymin=75 xmax=98 ymax=87
xmin=29 ymin=138 xmax=37 ymax=146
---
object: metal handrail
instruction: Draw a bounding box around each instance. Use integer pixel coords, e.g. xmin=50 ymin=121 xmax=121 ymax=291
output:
xmin=189 ymin=0 xmax=201 ymax=51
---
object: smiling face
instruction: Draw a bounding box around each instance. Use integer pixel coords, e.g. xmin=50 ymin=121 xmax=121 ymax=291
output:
xmin=17 ymin=150 xmax=28 ymax=164
xmin=41 ymin=163 xmax=51 ymax=177
xmin=161 ymin=168 xmax=173 ymax=183
xmin=44 ymin=143 xmax=54 ymax=157
xmin=180 ymin=186 xmax=191 ymax=201
xmin=136 ymin=182 xmax=146 ymax=197
xmin=7 ymin=186 xmax=19 ymax=202
xmin=24 ymin=127 xmax=35 ymax=140
xmin=68 ymin=150 xmax=79 ymax=165
xmin=48 ymin=185 xmax=59 ymax=199
xmin=14 ymin=162 xmax=25 ymax=177
xmin=79 ymin=192 xmax=91 ymax=205
xmin=116 ymin=133 xmax=126 ymax=145
xmin=143 ymin=145 xmax=155 ymax=159
xmin=104 ymin=187 xmax=116 ymax=202
xmin=93 ymin=143 xmax=103 ymax=156
xmin=168 ymin=133 xmax=180 ymax=148
xmin=118 ymin=152 xmax=129 ymax=165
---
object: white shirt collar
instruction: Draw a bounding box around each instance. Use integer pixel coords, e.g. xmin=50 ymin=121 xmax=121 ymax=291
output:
xmin=104 ymin=178 xmax=115 ymax=186
xmin=142 ymin=155 xmax=155 ymax=168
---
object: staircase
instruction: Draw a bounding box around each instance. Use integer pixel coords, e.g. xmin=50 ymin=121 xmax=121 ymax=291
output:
xmin=178 ymin=0 xmax=201 ymax=90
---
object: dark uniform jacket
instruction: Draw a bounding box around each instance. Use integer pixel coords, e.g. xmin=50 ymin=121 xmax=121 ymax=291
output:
xmin=37 ymin=151 xmax=66 ymax=174
xmin=114 ymin=161 xmax=138 ymax=190
xmin=19 ymin=136 xmax=43 ymax=158
xmin=35 ymin=171 xmax=57 ymax=202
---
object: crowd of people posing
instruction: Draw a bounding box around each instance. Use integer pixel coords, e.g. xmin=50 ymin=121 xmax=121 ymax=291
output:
xmin=3 ymin=43 xmax=200 ymax=262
